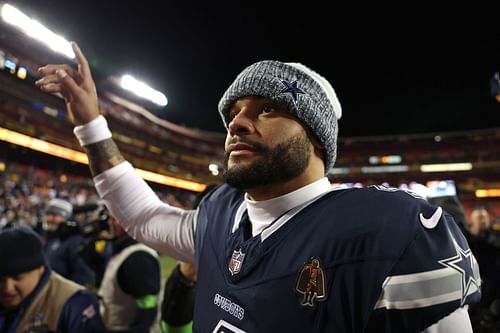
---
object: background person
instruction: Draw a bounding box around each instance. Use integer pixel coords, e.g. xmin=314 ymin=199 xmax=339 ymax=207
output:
xmin=467 ymin=205 xmax=500 ymax=332
xmin=469 ymin=205 xmax=493 ymax=237
xmin=43 ymin=197 xmax=96 ymax=286
xmin=0 ymin=225 xmax=106 ymax=333
xmin=97 ymin=215 xmax=161 ymax=333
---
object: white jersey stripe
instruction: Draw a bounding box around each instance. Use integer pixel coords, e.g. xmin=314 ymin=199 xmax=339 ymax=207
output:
xmin=375 ymin=267 xmax=480 ymax=310
xmin=375 ymin=283 xmax=479 ymax=310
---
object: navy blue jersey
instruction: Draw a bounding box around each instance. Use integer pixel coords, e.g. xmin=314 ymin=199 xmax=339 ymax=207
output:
xmin=193 ymin=185 xmax=480 ymax=332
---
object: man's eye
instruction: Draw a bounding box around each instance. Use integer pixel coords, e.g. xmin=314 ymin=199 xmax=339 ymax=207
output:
xmin=228 ymin=110 xmax=238 ymax=122
xmin=262 ymin=105 xmax=274 ymax=113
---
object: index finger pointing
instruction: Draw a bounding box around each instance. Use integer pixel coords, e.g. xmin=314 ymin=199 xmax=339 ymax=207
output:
xmin=71 ymin=41 xmax=91 ymax=78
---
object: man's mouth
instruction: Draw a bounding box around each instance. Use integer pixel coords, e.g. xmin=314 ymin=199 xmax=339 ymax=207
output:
xmin=227 ymin=142 xmax=259 ymax=157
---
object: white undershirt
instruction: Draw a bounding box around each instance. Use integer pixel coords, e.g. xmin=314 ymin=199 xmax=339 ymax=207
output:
xmin=245 ymin=177 xmax=332 ymax=236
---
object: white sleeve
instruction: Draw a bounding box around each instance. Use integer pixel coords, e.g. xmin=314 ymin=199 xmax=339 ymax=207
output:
xmin=93 ymin=161 xmax=196 ymax=262
xmin=421 ymin=307 xmax=472 ymax=333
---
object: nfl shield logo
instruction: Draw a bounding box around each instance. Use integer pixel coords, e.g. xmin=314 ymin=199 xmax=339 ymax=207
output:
xmin=229 ymin=249 xmax=245 ymax=276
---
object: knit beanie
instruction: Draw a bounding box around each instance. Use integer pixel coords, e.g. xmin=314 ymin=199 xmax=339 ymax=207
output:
xmin=46 ymin=198 xmax=73 ymax=218
xmin=218 ymin=60 xmax=342 ymax=173
xmin=0 ymin=226 xmax=46 ymax=276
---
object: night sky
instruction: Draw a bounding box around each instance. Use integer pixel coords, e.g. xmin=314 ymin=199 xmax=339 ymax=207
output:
xmin=7 ymin=1 xmax=500 ymax=137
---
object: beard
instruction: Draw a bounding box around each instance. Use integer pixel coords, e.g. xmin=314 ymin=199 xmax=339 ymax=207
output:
xmin=223 ymin=134 xmax=312 ymax=190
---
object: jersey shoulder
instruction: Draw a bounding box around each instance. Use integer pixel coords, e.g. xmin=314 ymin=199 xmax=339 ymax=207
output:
xmin=324 ymin=185 xmax=434 ymax=236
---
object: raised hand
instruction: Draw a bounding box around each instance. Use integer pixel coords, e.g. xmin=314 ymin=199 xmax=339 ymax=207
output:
xmin=36 ymin=42 xmax=99 ymax=126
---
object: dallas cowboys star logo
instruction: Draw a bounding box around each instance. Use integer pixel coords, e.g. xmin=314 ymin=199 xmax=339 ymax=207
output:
xmin=438 ymin=239 xmax=480 ymax=306
xmin=278 ymin=80 xmax=305 ymax=104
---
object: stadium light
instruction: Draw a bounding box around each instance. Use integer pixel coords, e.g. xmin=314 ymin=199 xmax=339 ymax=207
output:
xmin=1 ymin=3 xmax=169 ymax=106
xmin=0 ymin=3 xmax=74 ymax=58
xmin=368 ymin=155 xmax=402 ymax=165
xmin=420 ymin=163 xmax=472 ymax=173
xmin=208 ymin=163 xmax=219 ymax=176
xmin=361 ymin=165 xmax=409 ymax=173
xmin=120 ymin=74 xmax=168 ymax=107
xmin=475 ymin=189 xmax=500 ymax=198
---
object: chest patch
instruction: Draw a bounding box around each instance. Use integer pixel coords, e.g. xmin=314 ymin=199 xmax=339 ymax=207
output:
xmin=296 ymin=258 xmax=327 ymax=308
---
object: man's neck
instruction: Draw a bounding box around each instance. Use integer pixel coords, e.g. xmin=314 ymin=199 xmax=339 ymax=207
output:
xmin=246 ymin=173 xmax=325 ymax=201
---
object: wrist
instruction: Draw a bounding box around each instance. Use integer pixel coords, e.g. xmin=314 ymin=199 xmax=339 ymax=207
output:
xmin=176 ymin=265 xmax=196 ymax=287
xmin=73 ymin=115 xmax=112 ymax=146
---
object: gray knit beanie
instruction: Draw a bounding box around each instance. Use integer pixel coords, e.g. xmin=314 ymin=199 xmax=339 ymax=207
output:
xmin=218 ymin=60 xmax=342 ymax=173
xmin=46 ymin=198 xmax=73 ymax=218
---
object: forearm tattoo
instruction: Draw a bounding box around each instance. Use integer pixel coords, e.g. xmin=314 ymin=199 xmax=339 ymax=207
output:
xmin=84 ymin=139 xmax=125 ymax=176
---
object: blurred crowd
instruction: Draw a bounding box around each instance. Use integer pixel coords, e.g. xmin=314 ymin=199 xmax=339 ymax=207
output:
xmin=0 ymin=162 xmax=198 ymax=333
xmin=466 ymin=205 xmax=500 ymax=332
xmin=0 ymin=162 xmax=196 ymax=231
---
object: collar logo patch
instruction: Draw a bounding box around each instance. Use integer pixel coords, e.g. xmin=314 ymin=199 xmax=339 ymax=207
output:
xmin=296 ymin=258 xmax=327 ymax=308
xmin=278 ymin=80 xmax=306 ymax=104
xmin=229 ymin=249 xmax=245 ymax=276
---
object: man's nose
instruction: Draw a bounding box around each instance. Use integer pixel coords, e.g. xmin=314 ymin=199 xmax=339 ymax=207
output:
xmin=228 ymin=110 xmax=254 ymax=136
xmin=0 ymin=278 xmax=14 ymax=292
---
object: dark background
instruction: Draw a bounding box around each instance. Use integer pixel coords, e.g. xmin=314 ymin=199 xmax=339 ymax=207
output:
xmin=7 ymin=1 xmax=500 ymax=137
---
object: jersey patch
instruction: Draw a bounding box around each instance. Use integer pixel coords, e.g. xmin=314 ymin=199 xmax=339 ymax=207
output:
xmin=296 ymin=258 xmax=327 ymax=308
xmin=229 ymin=248 xmax=245 ymax=276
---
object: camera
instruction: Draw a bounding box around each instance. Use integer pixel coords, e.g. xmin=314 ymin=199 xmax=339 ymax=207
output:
xmin=73 ymin=203 xmax=110 ymax=237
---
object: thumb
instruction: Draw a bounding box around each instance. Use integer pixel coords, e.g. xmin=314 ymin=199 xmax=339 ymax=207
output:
xmin=56 ymin=69 xmax=84 ymax=100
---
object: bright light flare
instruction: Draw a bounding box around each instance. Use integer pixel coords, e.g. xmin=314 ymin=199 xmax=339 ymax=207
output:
xmin=120 ymin=74 xmax=168 ymax=106
xmin=475 ymin=189 xmax=500 ymax=198
xmin=209 ymin=163 xmax=219 ymax=176
xmin=1 ymin=3 xmax=74 ymax=58
xmin=420 ymin=163 xmax=472 ymax=173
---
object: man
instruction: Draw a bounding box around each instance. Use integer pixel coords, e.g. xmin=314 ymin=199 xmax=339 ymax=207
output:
xmin=97 ymin=215 xmax=161 ymax=333
xmin=469 ymin=205 xmax=492 ymax=237
xmin=0 ymin=225 xmax=106 ymax=333
xmin=467 ymin=205 xmax=500 ymax=330
xmin=43 ymin=198 xmax=96 ymax=286
xmin=36 ymin=42 xmax=480 ymax=332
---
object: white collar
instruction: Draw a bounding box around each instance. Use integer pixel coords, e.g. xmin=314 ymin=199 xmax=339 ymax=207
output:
xmin=233 ymin=177 xmax=332 ymax=236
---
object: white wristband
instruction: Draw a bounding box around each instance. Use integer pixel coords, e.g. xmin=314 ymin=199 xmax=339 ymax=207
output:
xmin=73 ymin=115 xmax=112 ymax=146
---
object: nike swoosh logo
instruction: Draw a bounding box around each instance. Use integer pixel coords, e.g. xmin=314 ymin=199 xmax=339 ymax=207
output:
xmin=419 ymin=207 xmax=443 ymax=229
